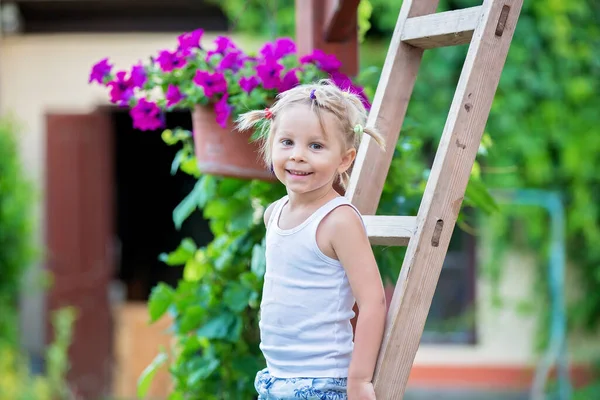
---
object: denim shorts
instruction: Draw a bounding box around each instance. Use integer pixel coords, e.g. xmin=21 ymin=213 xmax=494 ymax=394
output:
xmin=254 ymin=367 xmax=348 ymax=399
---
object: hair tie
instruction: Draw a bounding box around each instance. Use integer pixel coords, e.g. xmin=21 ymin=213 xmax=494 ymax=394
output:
xmin=353 ymin=124 xmax=364 ymax=135
xmin=309 ymin=89 xmax=316 ymax=100
xmin=264 ymin=108 xmax=273 ymax=120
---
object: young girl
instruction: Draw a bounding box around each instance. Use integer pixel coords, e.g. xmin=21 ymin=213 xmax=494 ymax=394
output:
xmin=237 ymin=80 xmax=387 ymax=400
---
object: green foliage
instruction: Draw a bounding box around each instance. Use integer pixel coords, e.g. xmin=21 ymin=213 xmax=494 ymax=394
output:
xmin=212 ymin=0 xmax=375 ymax=42
xmin=0 ymin=307 xmax=76 ymax=400
xmin=138 ymin=0 xmax=600 ymax=397
xmin=145 ymin=175 xmax=284 ymax=399
xmin=139 ymin=67 xmax=494 ymax=399
xmin=0 ymin=119 xmax=38 ymax=346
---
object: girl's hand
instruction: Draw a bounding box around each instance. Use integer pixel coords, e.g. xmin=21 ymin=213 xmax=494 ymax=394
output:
xmin=347 ymin=379 xmax=376 ymax=400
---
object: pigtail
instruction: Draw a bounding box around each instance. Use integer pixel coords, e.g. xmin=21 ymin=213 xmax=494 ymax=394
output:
xmin=235 ymin=109 xmax=269 ymax=133
xmin=338 ymin=171 xmax=351 ymax=190
xmin=235 ymin=108 xmax=275 ymax=166
xmin=363 ymin=125 xmax=386 ymax=151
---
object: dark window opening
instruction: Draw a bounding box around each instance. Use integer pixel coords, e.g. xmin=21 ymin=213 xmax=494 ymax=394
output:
xmin=421 ymin=222 xmax=477 ymax=344
xmin=8 ymin=0 xmax=228 ymax=34
xmin=112 ymin=110 xmax=213 ymax=301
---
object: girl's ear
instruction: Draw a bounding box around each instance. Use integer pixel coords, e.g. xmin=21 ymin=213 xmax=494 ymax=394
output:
xmin=338 ymin=147 xmax=357 ymax=174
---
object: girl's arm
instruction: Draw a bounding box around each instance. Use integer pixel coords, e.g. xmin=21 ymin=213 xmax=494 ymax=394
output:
xmin=323 ymin=206 xmax=387 ymax=384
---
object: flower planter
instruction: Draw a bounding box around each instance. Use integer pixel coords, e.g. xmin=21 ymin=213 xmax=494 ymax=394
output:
xmin=192 ymin=105 xmax=275 ymax=181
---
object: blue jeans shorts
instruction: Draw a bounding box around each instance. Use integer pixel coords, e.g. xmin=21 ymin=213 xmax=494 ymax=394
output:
xmin=254 ymin=367 xmax=348 ymax=399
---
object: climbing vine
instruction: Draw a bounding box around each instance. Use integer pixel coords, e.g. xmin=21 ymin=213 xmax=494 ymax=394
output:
xmin=140 ymin=0 xmax=600 ymax=397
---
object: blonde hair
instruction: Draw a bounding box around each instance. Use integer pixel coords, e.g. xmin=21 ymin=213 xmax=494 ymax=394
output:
xmin=236 ymin=79 xmax=385 ymax=188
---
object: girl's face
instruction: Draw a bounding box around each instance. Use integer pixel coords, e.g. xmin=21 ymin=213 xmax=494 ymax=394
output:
xmin=271 ymin=104 xmax=355 ymax=196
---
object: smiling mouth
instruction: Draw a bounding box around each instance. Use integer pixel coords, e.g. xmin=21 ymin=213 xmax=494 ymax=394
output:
xmin=286 ymin=169 xmax=313 ymax=176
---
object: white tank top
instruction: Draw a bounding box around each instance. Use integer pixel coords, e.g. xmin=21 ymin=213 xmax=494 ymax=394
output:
xmin=259 ymin=195 xmax=362 ymax=378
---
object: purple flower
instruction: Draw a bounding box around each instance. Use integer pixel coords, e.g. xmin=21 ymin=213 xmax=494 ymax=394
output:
xmin=130 ymin=64 xmax=147 ymax=89
xmin=207 ymin=36 xmax=238 ymax=59
xmin=300 ymin=49 xmax=341 ymax=73
xmin=256 ymin=59 xmax=284 ymax=90
xmin=218 ymin=51 xmax=246 ymax=72
xmin=130 ymin=98 xmax=164 ymax=131
xmin=260 ymin=38 xmax=296 ymax=60
xmin=214 ymin=95 xmax=231 ymax=128
xmin=177 ymin=29 xmax=204 ymax=55
xmin=107 ymin=71 xmax=134 ymax=106
xmin=165 ymin=84 xmax=184 ymax=107
xmin=89 ymin=58 xmax=112 ymax=84
xmin=330 ymin=72 xmax=371 ymax=110
xmin=279 ymin=69 xmax=299 ymax=92
xmin=156 ymin=50 xmax=187 ymax=72
xmin=239 ymin=76 xmax=259 ymax=93
xmin=193 ymin=71 xmax=227 ymax=97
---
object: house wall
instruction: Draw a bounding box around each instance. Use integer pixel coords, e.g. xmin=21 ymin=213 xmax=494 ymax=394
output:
xmin=0 ymin=32 xmax=575 ymax=386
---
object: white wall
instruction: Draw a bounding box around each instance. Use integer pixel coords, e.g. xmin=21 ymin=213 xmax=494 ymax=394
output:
xmin=0 ymin=33 xmax=543 ymax=366
xmin=0 ymin=32 xmax=224 ymax=355
xmin=416 ymin=251 xmax=540 ymax=366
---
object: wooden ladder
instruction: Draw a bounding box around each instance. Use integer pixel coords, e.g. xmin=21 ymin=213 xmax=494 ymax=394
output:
xmin=345 ymin=0 xmax=523 ymax=398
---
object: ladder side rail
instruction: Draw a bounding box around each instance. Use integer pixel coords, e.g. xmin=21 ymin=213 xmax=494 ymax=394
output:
xmin=345 ymin=0 xmax=441 ymax=215
xmin=372 ymin=0 xmax=524 ymax=398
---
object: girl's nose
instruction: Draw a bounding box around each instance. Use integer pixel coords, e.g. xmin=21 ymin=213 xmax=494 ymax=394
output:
xmin=290 ymin=149 xmax=306 ymax=162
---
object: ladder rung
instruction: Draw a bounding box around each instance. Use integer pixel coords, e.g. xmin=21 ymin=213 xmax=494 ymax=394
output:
xmin=401 ymin=6 xmax=483 ymax=49
xmin=364 ymin=216 xmax=417 ymax=246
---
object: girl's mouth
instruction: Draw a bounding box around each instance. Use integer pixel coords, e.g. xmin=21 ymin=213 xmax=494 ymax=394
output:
xmin=286 ymin=169 xmax=312 ymax=176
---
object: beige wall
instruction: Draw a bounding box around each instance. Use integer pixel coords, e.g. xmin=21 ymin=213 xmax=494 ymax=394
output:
xmin=0 ymin=33 xmax=543 ymax=366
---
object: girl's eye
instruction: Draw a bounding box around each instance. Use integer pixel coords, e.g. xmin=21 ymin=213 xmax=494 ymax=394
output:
xmin=281 ymin=139 xmax=293 ymax=146
xmin=310 ymin=143 xmax=323 ymax=150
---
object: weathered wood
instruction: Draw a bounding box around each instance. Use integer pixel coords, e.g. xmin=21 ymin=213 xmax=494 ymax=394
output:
xmin=324 ymin=0 xmax=361 ymax=42
xmin=402 ymin=6 xmax=483 ymax=49
xmin=364 ymin=216 xmax=417 ymax=246
xmin=345 ymin=0 xmax=440 ymax=214
xmin=295 ymin=0 xmax=359 ymax=75
xmin=371 ymin=0 xmax=524 ymax=398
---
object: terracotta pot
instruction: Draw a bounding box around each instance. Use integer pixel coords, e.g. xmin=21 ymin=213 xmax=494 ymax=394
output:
xmin=192 ymin=105 xmax=275 ymax=181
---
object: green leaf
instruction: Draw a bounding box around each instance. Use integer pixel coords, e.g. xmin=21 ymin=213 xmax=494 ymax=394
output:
xmin=171 ymin=149 xmax=186 ymax=175
xmin=197 ymin=175 xmax=218 ymax=208
xmin=187 ymin=357 xmax=220 ymax=386
xmin=464 ymin=179 xmax=499 ymax=215
xmin=197 ymin=311 xmax=237 ymax=340
xmin=161 ymin=129 xmax=178 ymax=145
xmin=183 ymin=251 xmax=208 ymax=282
xmin=137 ymin=351 xmax=168 ymax=398
xmin=148 ymin=283 xmax=174 ymax=323
xmin=229 ymin=207 xmax=255 ymax=232
xmin=159 ymin=238 xmax=197 ymax=266
xmin=178 ymin=305 xmax=206 ymax=334
xmin=173 ymin=176 xmax=218 ymax=229
xmin=173 ymin=181 xmax=203 ymax=230
xmin=180 ymin=157 xmax=201 ymax=177
xmin=223 ymin=282 xmax=252 ymax=312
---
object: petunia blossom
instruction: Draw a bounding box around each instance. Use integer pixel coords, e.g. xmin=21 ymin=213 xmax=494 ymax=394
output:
xmin=165 ymin=84 xmax=184 ymax=107
xmin=177 ymin=28 xmax=204 ymax=55
xmin=193 ymin=71 xmax=227 ymax=98
xmin=156 ymin=50 xmax=187 ymax=72
xmin=218 ymin=50 xmax=246 ymax=72
xmin=239 ymin=76 xmax=259 ymax=93
xmin=130 ymin=64 xmax=147 ymax=89
xmin=279 ymin=69 xmax=300 ymax=92
xmin=300 ymin=49 xmax=341 ymax=73
xmin=260 ymin=38 xmax=296 ymax=60
xmin=256 ymin=59 xmax=284 ymax=90
xmin=89 ymin=58 xmax=113 ymax=84
xmin=130 ymin=98 xmax=164 ymax=131
xmin=214 ymin=95 xmax=231 ymax=129
xmin=330 ymin=72 xmax=371 ymax=110
xmin=107 ymin=71 xmax=134 ymax=106
xmin=207 ymin=36 xmax=238 ymax=60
